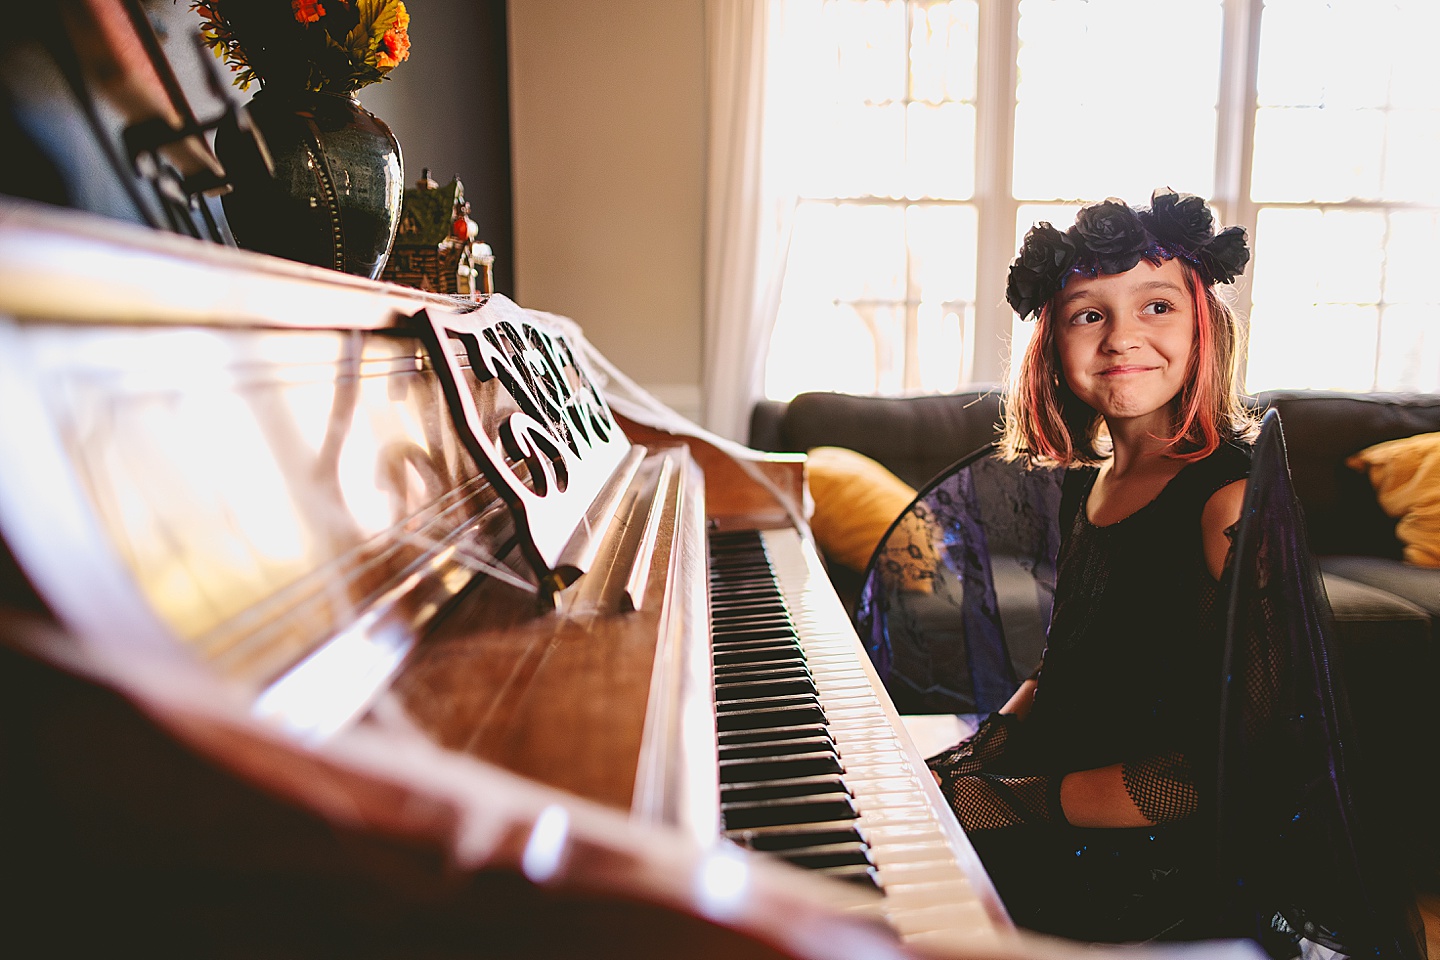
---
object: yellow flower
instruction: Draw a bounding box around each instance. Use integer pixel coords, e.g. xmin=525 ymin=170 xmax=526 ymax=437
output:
xmin=377 ymin=2 xmax=411 ymax=70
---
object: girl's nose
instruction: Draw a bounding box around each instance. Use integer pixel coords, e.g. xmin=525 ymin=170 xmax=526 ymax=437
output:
xmin=1101 ymin=317 xmax=1140 ymax=352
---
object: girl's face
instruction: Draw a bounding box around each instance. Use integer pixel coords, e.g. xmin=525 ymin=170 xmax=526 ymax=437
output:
xmin=1052 ymin=257 xmax=1196 ymax=432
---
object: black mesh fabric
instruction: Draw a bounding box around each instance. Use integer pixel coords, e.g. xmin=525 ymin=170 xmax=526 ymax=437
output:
xmin=855 ymin=444 xmax=1063 ymax=714
xmin=928 ymin=714 xmax=1062 ymax=831
xmin=1217 ymin=410 xmax=1427 ymax=960
xmin=1122 ymin=750 xmax=1199 ymax=825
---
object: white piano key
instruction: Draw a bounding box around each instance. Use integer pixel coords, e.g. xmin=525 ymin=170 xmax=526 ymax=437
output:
xmin=754 ymin=528 xmax=1012 ymax=944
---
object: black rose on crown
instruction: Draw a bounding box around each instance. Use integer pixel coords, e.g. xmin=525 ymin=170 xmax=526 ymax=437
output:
xmin=1198 ymin=224 xmax=1251 ymax=284
xmin=1072 ymin=199 xmax=1152 ymax=277
xmin=1143 ymin=188 xmax=1214 ymax=252
xmin=1004 ymin=188 xmax=1251 ymax=320
xmin=1006 ymin=222 xmax=1076 ymax=322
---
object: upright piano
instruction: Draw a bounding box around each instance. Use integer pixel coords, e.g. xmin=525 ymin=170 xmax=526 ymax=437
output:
xmin=0 ymin=198 xmax=1011 ymax=957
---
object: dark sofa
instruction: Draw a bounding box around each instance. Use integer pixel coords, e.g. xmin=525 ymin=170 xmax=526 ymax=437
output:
xmin=751 ymin=388 xmax=1440 ymax=879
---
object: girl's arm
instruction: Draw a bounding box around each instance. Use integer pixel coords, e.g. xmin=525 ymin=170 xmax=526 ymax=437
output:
xmin=1060 ymin=747 xmax=1201 ymax=827
xmin=999 ymin=677 xmax=1037 ymax=719
xmin=1203 ymin=479 xmax=1247 ymax=579
xmin=1059 ymin=763 xmax=1162 ymax=828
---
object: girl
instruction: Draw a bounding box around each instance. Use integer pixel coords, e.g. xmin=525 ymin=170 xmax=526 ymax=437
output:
xmin=927 ymin=189 xmax=1259 ymax=943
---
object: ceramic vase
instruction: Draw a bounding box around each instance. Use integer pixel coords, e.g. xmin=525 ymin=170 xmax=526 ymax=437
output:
xmin=217 ymin=88 xmax=404 ymax=280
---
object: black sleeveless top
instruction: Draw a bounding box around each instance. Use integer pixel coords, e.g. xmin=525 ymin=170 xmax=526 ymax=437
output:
xmin=1019 ymin=440 xmax=1252 ymax=782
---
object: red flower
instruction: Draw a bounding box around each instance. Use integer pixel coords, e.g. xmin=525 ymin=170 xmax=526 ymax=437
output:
xmin=291 ymin=0 xmax=326 ymax=24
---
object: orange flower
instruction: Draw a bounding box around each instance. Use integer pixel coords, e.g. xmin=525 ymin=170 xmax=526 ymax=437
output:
xmin=377 ymin=3 xmax=411 ymax=69
xmin=291 ymin=0 xmax=325 ymax=24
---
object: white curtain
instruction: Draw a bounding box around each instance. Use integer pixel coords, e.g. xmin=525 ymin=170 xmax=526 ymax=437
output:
xmin=701 ymin=0 xmax=802 ymax=442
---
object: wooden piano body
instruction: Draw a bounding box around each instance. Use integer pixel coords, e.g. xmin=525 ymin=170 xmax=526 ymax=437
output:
xmin=0 ymin=198 xmax=1014 ymax=958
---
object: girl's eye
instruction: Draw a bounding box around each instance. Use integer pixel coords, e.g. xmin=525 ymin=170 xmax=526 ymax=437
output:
xmin=1071 ymin=309 xmax=1104 ymax=325
xmin=1143 ymin=300 xmax=1174 ymax=316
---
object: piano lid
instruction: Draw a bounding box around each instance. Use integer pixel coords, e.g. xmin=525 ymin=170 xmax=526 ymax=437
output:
xmin=0 ymin=198 xmax=648 ymax=739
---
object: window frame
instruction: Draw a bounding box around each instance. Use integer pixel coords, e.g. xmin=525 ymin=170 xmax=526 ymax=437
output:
xmin=771 ymin=0 xmax=1437 ymax=396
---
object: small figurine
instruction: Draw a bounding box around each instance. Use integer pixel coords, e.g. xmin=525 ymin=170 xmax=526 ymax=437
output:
xmin=381 ymin=170 xmax=495 ymax=297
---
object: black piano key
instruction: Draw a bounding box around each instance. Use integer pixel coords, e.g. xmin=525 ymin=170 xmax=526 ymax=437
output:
xmin=715 ymin=703 xmax=826 ymax=732
xmin=728 ymin=822 xmax=867 ymax=851
xmin=713 ymin=660 xmax=811 ymax=679
xmin=721 ymin=774 xmax=849 ymax=804
xmin=774 ymin=842 xmax=873 ymax=871
xmin=714 ymin=676 xmax=817 ymax=700
xmin=718 ymin=735 xmax=834 ymax=760
xmin=712 ymin=645 xmax=803 ymax=667
xmin=717 ymin=722 xmax=828 ymax=745
xmin=718 ymin=751 xmax=841 ymax=782
xmin=817 ymin=864 xmax=882 ymax=890
xmin=712 ymin=606 xmax=791 ymax=621
xmin=715 ymin=693 xmax=821 ymax=715
xmin=720 ymin=793 xmax=859 ymax=830
xmin=712 ymin=627 xmax=798 ymax=643
xmin=710 ymin=601 xmax=789 ymax=617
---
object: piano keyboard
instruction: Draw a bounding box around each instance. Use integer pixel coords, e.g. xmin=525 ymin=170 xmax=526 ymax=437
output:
xmin=709 ymin=528 xmax=1009 ymax=948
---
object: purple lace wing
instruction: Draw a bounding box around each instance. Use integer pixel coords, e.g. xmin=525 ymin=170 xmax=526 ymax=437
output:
xmin=1218 ymin=410 xmax=1427 ymax=959
xmin=854 ymin=443 xmax=1064 ymax=715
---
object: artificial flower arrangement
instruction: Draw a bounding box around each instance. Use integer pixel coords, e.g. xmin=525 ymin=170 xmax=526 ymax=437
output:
xmin=193 ymin=0 xmax=412 ymax=93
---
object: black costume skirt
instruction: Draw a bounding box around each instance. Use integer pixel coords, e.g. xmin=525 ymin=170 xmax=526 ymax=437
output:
xmin=969 ymin=819 xmax=1238 ymax=944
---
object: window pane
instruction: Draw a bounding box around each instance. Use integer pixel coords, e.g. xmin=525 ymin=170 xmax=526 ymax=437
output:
xmin=1013 ymin=0 xmax=1221 ymax=201
xmin=799 ymin=101 xmax=906 ymax=200
xmin=1247 ymin=203 xmax=1440 ymax=393
xmin=1385 ymin=210 xmax=1440 ymax=304
xmin=1252 ymin=0 xmax=1440 ymax=204
xmin=1246 ymin=304 xmax=1380 ymax=392
xmin=1250 ymin=107 xmax=1385 ymax=202
xmin=906 ymin=101 xmax=975 ymax=199
xmin=1383 ymin=111 xmax=1440 ymax=203
xmin=908 ymin=203 xmax=977 ymax=303
xmin=909 ymin=1 xmax=978 ymax=104
xmin=917 ymin=303 xmax=971 ymax=393
xmin=764 ymin=302 xmax=882 ymax=400
xmin=1251 ymin=208 xmax=1385 ymax=308
xmin=782 ymin=202 xmax=907 ymax=302
xmin=865 ymin=303 xmax=908 ymax=393
xmin=1376 ymin=305 xmax=1440 ymax=393
xmin=1389 ymin=3 xmax=1440 ymax=109
xmin=829 ymin=0 xmax=907 ymax=104
xmin=1257 ymin=0 xmax=1392 ymax=110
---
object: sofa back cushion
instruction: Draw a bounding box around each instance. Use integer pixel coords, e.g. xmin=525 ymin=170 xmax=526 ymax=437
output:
xmin=752 ymin=390 xmax=1004 ymax=489
xmin=752 ymin=388 xmax=1440 ymax=559
xmin=1253 ymin=391 xmax=1440 ymax=557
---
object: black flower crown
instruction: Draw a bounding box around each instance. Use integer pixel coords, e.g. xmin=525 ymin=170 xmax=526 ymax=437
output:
xmin=1006 ymin=189 xmax=1251 ymax=320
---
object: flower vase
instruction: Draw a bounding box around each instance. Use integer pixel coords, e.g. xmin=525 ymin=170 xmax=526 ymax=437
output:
xmin=217 ymin=88 xmax=404 ymax=280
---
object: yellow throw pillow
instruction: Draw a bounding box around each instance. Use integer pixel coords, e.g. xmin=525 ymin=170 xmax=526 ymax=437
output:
xmin=1347 ymin=431 xmax=1440 ymax=568
xmin=805 ymin=446 xmax=922 ymax=572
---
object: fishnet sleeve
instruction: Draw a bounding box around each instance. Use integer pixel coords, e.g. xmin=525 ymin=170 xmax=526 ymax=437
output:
xmin=927 ymin=714 xmax=1063 ymax=832
xmin=925 ymin=712 xmax=1017 ymax=778
xmin=932 ymin=770 xmax=1062 ymax=832
xmin=1121 ymin=750 xmax=1199 ymax=824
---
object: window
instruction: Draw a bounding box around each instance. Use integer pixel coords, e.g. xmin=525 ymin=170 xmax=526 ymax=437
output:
xmin=764 ymin=1 xmax=982 ymax=399
xmin=762 ymin=0 xmax=1440 ymax=400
